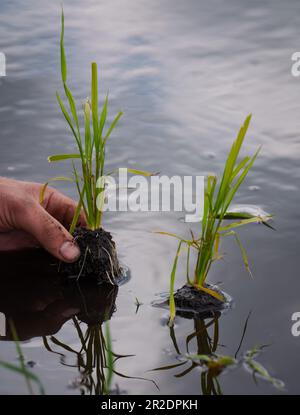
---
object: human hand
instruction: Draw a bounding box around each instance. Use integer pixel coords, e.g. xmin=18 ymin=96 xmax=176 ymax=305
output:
xmin=0 ymin=177 xmax=86 ymax=262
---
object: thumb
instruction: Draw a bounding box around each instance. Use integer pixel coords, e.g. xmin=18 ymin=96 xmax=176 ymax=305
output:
xmin=19 ymin=203 xmax=81 ymax=262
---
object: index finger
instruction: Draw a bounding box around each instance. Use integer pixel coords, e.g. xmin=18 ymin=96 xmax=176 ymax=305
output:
xmin=41 ymin=188 xmax=87 ymax=229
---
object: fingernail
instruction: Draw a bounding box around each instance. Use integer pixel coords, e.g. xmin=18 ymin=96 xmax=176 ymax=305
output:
xmin=59 ymin=241 xmax=81 ymax=262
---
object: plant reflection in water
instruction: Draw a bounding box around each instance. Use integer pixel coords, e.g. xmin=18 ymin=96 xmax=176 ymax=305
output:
xmin=0 ymin=250 xmax=157 ymax=395
xmin=151 ymin=310 xmax=284 ymax=394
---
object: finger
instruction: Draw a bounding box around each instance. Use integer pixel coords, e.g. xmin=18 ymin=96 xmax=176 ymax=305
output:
xmin=42 ymin=188 xmax=87 ymax=228
xmin=16 ymin=203 xmax=81 ymax=262
xmin=0 ymin=230 xmax=39 ymax=251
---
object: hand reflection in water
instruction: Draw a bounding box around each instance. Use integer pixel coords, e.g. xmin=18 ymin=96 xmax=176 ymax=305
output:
xmin=0 ymin=249 xmax=117 ymax=341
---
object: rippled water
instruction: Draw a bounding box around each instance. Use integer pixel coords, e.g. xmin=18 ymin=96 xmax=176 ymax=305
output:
xmin=0 ymin=0 xmax=300 ymax=394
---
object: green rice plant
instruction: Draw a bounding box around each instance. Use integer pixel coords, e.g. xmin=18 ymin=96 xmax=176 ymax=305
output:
xmin=41 ymin=10 xmax=150 ymax=232
xmin=158 ymin=115 xmax=272 ymax=324
xmin=0 ymin=322 xmax=45 ymax=395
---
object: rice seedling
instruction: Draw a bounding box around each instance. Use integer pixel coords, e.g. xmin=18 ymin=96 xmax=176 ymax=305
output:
xmin=158 ymin=115 xmax=272 ymax=325
xmin=41 ymin=9 xmax=151 ymax=282
xmin=41 ymin=9 xmax=114 ymax=231
xmin=41 ymin=9 xmax=151 ymax=232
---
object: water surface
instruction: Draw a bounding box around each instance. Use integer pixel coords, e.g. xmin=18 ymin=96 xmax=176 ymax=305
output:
xmin=0 ymin=0 xmax=300 ymax=395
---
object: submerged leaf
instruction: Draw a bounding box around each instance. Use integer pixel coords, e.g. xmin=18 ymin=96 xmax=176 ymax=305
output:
xmin=187 ymin=353 xmax=236 ymax=369
xmin=244 ymin=357 xmax=284 ymax=390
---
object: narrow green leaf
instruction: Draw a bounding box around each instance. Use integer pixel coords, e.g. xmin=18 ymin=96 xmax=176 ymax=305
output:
xmin=56 ymin=92 xmax=78 ymax=142
xmin=223 ymin=231 xmax=253 ymax=278
xmin=60 ymin=8 xmax=67 ymax=83
xmin=168 ymin=241 xmax=182 ymax=327
xmin=231 ymin=156 xmax=250 ymax=181
xmin=69 ymin=199 xmax=82 ymax=235
xmin=72 ymin=162 xmax=90 ymax=227
xmin=99 ymin=94 xmax=108 ymax=137
xmin=9 ymin=322 xmax=45 ymax=395
xmin=107 ymin=167 xmax=156 ymax=177
xmin=195 ymin=284 xmax=225 ymax=302
xmin=223 ymin=146 xmax=261 ymax=214
xmin=84 ymin=101 xmax=92 ymax=161
xmin=91 ymin=62 xmax=99 ymax=142
xmin=48 ymin=154 xmax=81 ymax=162
xmin=219 ymin=215 xmax=270 ymax=232
xmin=63 ymin=83 xmax=81 ymax=139
xmin=39 ymin=176 xmax=73 ymax=204
xmin=222 ymin=212 xmax=275 ymax=230
xmin=103 ymin=111 xmax=123 ymax=142
xmin=154 ymin=231 xmax=191 ymax=244
xmin=126 ymin=168 xmax=154 ymax=177
xmin=215 ymin=115 xmax=252 ymax=213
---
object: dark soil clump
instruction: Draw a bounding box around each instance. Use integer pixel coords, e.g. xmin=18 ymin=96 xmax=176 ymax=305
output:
xmin=60 ymin=227 xmax=121 ymax=284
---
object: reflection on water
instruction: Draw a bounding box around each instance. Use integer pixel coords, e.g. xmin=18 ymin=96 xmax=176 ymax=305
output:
xmin=0 ymin=0 xmax=300 ymax=394
xmin=152 ymin=312 xmax=284 ymax=395
xmin=0 ymin=250 xmax=156 ymax=395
